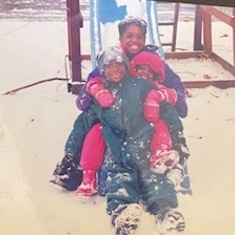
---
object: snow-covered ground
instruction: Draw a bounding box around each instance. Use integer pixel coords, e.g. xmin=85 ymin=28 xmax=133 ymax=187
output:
xmin=0 ymin=19 xmax=235 ymax=235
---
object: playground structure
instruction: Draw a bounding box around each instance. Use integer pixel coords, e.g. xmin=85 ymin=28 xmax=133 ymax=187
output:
xmin=65 ymin=0 xmax=235 ymax=94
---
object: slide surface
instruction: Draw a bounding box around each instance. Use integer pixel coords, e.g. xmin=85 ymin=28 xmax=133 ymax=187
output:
xmin=90 ymin=0 xmax=164 ymax=67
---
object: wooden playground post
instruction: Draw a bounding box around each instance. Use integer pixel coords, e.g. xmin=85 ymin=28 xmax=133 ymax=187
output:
xmin=66 ymin=0 xmax=83 ymax=94
xmin=233 ymin=8 xmax=235 ymax=67
xmin=172 ymin=3 xmax=180 ymax=51
xmin=202 ymin=6 xmax=212 ymax=56
xmin=194 ymin=5 xmax=203 ymax=50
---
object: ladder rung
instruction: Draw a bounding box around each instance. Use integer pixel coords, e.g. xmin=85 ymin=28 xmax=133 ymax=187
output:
xmin=162 ymin=43 xmax=174 ymax=46
xmin=158 ymin=22 xmax=175 ymax=26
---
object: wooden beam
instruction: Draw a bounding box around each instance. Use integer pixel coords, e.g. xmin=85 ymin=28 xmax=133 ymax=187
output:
xmin=81 ymin=54 xmax=91 ymax=61
xmin=157 ymin=0 xmax=235 ymax=8
xmin=211 ymin=52 xmax=235 ymax=75
xmin=165 ymin=51 xmax=202 ymax=59
xmin=183 ymin=80 xmax=235 ymax=89
xmin=202 ymin=6 xmax=235 ymax=26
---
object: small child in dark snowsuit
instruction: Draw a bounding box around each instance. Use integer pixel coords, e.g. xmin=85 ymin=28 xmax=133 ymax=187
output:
xmin=81 ymin=50 xmax=183 ymax=188
xmin=86 ymin=46 xmax=185 ymax=235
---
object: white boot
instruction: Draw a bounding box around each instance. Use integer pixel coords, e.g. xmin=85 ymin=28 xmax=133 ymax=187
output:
xmin=113 ymin=203 xmax=142 ymax=235
xmin=156 ymin=208 xmax=185 ymax=234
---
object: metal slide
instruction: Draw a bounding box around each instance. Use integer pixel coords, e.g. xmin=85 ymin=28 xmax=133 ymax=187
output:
xmin=89 ymin=0 xmax=164 ymax=68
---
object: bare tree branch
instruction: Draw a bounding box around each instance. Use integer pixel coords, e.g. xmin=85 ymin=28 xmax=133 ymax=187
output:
xmin=2 ymin=77 xmax=69 ymax=95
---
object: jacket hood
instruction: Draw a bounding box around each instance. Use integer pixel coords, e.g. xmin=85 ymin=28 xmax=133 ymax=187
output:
xmin=97 ymin=46 xmax=129 ymax=75
xmin=129 ymin=51 xmax=165 ymax=83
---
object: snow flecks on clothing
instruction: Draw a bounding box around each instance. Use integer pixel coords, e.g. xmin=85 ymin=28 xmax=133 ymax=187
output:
xmin=115 ymin=173 xmax=133 ymax=183
xmin=113 ymin=188 xmax=129 ymax=197
xmin=139 ymin=141 xmax=145 ymax=148
xmin=154 ymin=186 xmax=159 ymax=191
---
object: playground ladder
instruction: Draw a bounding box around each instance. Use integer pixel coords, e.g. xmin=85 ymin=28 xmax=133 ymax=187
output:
xmin=158 ymin=2 xmax=180 ymax=51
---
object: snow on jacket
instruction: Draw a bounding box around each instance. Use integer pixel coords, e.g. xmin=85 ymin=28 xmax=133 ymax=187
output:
xmin=86 ymin=73 xmax=156 ymax=170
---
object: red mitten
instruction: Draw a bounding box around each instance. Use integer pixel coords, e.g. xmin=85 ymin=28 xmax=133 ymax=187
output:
xmin=144 ymin=89 xmax=160 ymax=123
xmin=157 ymin=84 xmax=177 ymax=105
xmin=158 ymin=85 xmax=177 ymax=105
xmin=152 ymin=81 xmax=177 ymax=105
xmin=86 ymin=77 xmax=115 ymax=108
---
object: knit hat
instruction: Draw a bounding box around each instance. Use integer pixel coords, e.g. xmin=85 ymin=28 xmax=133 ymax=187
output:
xmin=97 ymin=46 xmax=129 ymax=74
xmin=129 ymin=51 xmax=165 ymax=83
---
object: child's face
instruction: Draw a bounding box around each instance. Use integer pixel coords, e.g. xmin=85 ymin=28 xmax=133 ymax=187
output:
xmin=119 ymin=25 xmax=145 ymax=55
xmin=103 ymin=60 xmax=127 ymax=83
xmin=135 ymin=64 xmax=155 ymax=81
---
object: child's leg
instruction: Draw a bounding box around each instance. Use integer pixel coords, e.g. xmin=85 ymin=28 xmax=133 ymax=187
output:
xmin=141 ymin=171 xmax=185 ymax=234
xmin=160 ymin=102 xmax=191 ymax=193
xmin=51 ymin=111 xmax=99 ymax=191
xmin=76 ymin=123 xmax=106 ymax=196
xmin=106 ymin=166 xmax=142 ymax=235
xmin=159 ymin=102 xmax=190 ymax=165
xmin=150 ymin=119 xmax=180 ymax=174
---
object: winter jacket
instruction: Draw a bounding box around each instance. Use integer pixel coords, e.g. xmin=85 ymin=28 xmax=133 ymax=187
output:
xmin=88 ymin=74 xmax=155 ymax=169
xmin=87 ymin=76 xmax=177 ymax=169
xmin=87 ymin=73 xmax=178 ymax=213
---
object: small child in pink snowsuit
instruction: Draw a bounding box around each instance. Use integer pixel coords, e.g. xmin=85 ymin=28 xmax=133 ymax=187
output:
xmin=129 ymin=51 xmax=180 ymax=174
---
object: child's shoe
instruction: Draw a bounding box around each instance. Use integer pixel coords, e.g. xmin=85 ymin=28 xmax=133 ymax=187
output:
xmin=156 ymin=208 xmax=185 ymax=234
xmin=151 ymin=150 xmax=180 ymax=174
xmin=75 ymin=170 xmax=97 ymax=196
xmin=112 ymin=203 xmax=142 ymax=235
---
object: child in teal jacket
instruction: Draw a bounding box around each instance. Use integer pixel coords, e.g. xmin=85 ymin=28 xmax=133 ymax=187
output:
xmin=86 ymin=46 xmax=185 ymax=235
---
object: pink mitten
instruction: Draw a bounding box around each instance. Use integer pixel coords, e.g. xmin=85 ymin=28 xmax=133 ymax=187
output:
xmin=157 ymin=84 xmax=177 ymax=105
xmin=86 ymin=77 xmax=115 ymax=108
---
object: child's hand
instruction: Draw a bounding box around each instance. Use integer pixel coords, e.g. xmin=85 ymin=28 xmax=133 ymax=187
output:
xmin=86 ymin=77 xmax=115 ymax=108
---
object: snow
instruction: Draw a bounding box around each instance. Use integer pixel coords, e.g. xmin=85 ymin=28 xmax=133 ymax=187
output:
xmin=0 ymin=19 xmax=235 ymax=235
